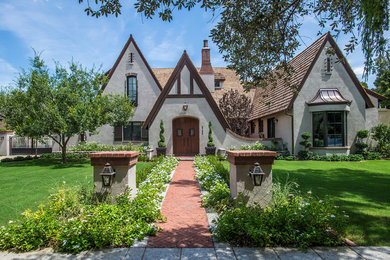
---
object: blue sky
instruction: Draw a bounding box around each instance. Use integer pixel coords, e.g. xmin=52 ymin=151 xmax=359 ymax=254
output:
xmin=0 ymin=0 xmax=384 ymax=89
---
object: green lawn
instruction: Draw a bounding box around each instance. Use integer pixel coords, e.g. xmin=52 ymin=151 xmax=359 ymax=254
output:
xmin=0 ymin=159 xmax=152 ymax=226
xmin=223 ymin=160 xmax=390 ymax=246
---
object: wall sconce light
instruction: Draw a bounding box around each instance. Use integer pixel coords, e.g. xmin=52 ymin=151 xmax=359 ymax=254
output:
xmin=249 ymin=162 xmax=265 ymax=186
xmin=100 ymin=162 xmax=116 ymax=187
xmin=183 ymin=102 xmax=188 ymax=111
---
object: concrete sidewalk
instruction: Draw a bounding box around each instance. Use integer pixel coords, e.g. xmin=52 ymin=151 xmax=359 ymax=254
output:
xmin=1 ymin=246 xmax=390 ymax=259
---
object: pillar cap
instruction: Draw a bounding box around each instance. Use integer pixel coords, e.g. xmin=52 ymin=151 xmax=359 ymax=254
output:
xmin=227 ymin=150 xmax=276 ymax=165
xmin=89 ymin=151 xmax=139 ymax=158
xmin=89 ymin=151 xmax=139 ymax=166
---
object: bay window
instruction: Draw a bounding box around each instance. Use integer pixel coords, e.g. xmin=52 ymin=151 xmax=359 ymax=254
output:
xmin=312 ymin=111 xmax=346 ymax=147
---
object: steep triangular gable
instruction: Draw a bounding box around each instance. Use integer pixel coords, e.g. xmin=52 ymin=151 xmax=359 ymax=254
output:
xmin=101 ymin=34 xmax=162 ymax=92
xmin=287 ymin=32 xmax=374 ymax=109
xmin=143 ymin=51 xmax=230 ymax=130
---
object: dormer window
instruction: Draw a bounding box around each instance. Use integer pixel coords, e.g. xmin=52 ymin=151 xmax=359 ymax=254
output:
xmin=215 ymin=81 xmax=221 ymax=89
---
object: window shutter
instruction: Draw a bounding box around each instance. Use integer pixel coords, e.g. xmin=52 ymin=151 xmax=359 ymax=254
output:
xmin=114 ymin=126 xmax=123 ymax=142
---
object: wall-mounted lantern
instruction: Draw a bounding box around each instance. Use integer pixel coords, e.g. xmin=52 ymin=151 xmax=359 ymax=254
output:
xmin=183 ymin=102 xmax=188 ymax=111
xmin=100 ymin=162 xmax=116 ymax=187
xmin=248 ymin=162 xmax=265 ymax=186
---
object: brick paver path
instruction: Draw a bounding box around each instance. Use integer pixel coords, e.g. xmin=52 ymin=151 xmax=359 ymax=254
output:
xmin=147 ymin=161 xmax=214 ymax=248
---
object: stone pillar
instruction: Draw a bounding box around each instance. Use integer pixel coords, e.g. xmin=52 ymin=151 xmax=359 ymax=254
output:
xmin=89 ymin=151 xmax=139 ymax=199
xmin=227 ymin=150 xmax=276 ymax=207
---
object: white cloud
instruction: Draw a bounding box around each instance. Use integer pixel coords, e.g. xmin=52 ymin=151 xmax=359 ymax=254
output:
xmin=353 ymin=66 xmax=365 ymax=77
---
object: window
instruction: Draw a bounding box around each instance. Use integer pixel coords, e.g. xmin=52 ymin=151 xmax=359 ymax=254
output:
xmin=123 ymin=122 xmax=142 ymax=141
xmin=215 ymin=81 xmax=221 ymax=89
xmin=250 ymin=121 xmax=255 ymax=134
xmin=177 ymin=129 xmax=183 ymax=137
xmin=127 ymin=76 xmax=137 ymax=106
xmin=258 ymin=119 xmax=263 ymax=133
xmin=313 ymin=111 xmax=345 ymax=147
xmin=325 ymin=56 xmax=332 ymax=74
xmin=267 ymin=118 xmax=275 ymax=138
xmin=189 ymin=128 xmax=195 ymax=136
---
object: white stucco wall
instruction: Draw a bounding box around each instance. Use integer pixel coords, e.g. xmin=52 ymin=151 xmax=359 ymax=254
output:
xmin=0 ymin=132 xmax=13 ymax=156
xmin=293 ymin=41 xmax=369 ymax=155
xmin=366 ymin=94 xmax=379 ymax=130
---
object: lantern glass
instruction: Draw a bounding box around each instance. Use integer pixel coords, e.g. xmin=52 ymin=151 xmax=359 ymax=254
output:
xmin=249 ymin=162 xmax=265 ymax=186
xmin=102 ymin=175 xmax=111 ymax=186
xmin=100 ymin=163 xmax=116 ymax=187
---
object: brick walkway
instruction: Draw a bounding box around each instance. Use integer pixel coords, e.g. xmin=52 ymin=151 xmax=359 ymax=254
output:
xmin=147 ymin=161 xmax=213 ymax=248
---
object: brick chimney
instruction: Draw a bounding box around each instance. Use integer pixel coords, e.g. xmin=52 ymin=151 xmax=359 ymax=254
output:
xmin=199 ymin=40 xmax=215 ymax=93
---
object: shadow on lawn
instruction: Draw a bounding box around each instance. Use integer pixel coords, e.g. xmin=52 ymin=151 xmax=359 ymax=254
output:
xmin=274 ymin=167 xmax=390 ymax=245
xmin=0 ymin=158 xmax=90 ymax=169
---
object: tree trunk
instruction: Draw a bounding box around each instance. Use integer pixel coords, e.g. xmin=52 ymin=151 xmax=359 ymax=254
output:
xmin=61 ymin=135 xmax=67 ymax=164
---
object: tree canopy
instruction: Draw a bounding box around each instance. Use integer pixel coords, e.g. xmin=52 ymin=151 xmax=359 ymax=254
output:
xmin=1 ymin=55 xmax=134 ymax=163
xmin=374 ymin=49 xmax=390 ymax=106
xmin=218 ymin=89 xmax=253 ymax=137
xmin=78 ymin=0 xmax=389 ymax=88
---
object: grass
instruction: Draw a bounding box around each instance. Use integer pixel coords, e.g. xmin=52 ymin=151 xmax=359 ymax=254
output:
xmin=0 ymin=159 xmax=152 ymax=226
xmin=223 ymin=160 xmax=390 ymax=246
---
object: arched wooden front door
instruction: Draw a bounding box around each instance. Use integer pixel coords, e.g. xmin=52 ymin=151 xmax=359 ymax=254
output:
xmin=172 ymin=117 xmax=199 ymax=156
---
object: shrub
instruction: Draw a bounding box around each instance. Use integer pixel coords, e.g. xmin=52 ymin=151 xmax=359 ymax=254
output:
xmin=194 ymin=156 xmax=231 ymax=210
xmin=298 ymin=132 xmax=312 ymax=160
xmin=0 ymin=156 xmax=179 ymax=253
xmin=241 ymin=141 xmax=264 ymax=150
xmin=362 ymin=151 xmax=383 ymax=160
xmin=0 ymin=155 xmax=38 ymax=163
xmin=371 ymin=123 xmax=390 ymax=157
xmin=355 ymin=129 xmax=369 ymax=154
xmin=40 ymin=153 xmax=89 ymax=160
xmin=207 ymin=121 xmax=215 ymax=147
xmin=70 ymin=142 xmax=145 ymax=153
xmin=212 ymin=190 xmax=348 ymax=249
xmin=275 ymin=154 xmax=296 ymax=161
xmin=158 ymin=120 xmax=166 ymax=148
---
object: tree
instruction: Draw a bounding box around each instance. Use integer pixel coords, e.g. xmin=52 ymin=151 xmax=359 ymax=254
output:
xmin=218 ymin=89 xmax=252 ymax=137
xmin=1 ymin=55 xmax=134 ymax=163
xmin=374 ymin=49 xmax=390 ymax=107
xmin=77 ymin=0 xmax=389 ymax=88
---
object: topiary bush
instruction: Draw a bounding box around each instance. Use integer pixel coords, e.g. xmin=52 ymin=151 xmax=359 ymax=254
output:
xmin=207 ymin=121 xmax=215 ymax=147
xmin=355 ymin=129 xmax=369 ymax=154
xmin=298 ymin=132 xmax=313 ymax=160
xmin=158 ymin=120 xmax=166 ymax=148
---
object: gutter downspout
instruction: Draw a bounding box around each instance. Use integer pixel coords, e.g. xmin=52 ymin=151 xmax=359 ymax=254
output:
xmin=284 ymin=110 xmax=294 ymax=155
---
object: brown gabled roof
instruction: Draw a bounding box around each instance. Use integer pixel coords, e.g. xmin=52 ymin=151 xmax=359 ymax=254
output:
xmin=250 ymin=32 xmax=374 ymax=121
xmin=143 ymin=51 xmax=230 ymax=130
xmin=365 ymin=88 xmax=387 ymax=101
xmin=102 ymin=34 xmax=162 ymax=92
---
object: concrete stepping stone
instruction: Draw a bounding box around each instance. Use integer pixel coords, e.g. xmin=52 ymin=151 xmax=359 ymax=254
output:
xmin=233 ymin=247 xmax=278 ymax=260
xmin=313 ymin=247 xmax=363 ymax=259
xmin=143 ymin=248 xmax=180 ymax=260
xmin=181 ymin=248 xmax=216 ymax=260
xmin=125 ymin=247 xmax=145 ymax=260
xmin=273 ymin=247 xmax=321 ymax=260
xmin=351 ymin=246 xmax=390 ymax=260
xmin=84 ymin=248 xmax=128 ymax=259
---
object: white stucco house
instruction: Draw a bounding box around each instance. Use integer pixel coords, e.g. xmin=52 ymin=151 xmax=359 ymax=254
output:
xmin=48 ymin=32 xmax=385 ymax=156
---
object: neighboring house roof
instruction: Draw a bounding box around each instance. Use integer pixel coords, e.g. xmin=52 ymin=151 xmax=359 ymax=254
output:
xmin=365 ymin=88 xmax=387 ymax=101
xmin=307 ymin=89 xmax=351 ymax=106
xmin=143 ymin=51 xmax=230 ymax=130
xmin=152 ymin=67 xmax=254 ymax=103
xmin=102 ymin=34 xmax=163 ymax=92
xmin=250 ymin=32 xmax=374 ymax=121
